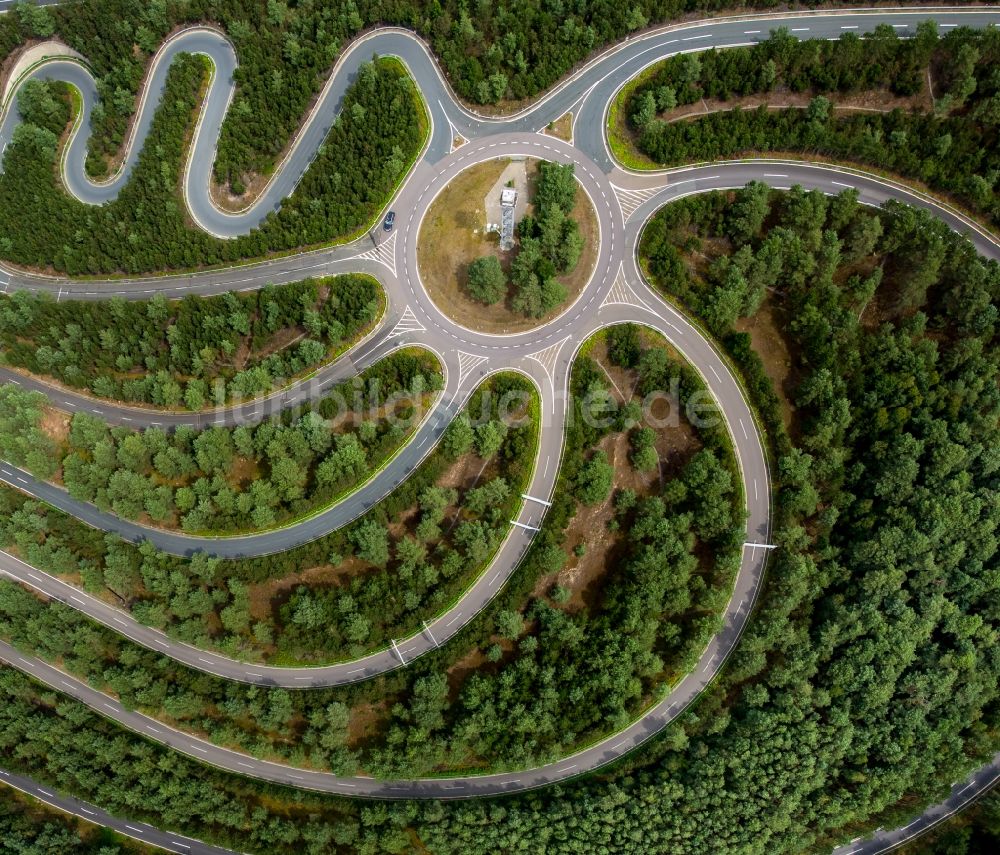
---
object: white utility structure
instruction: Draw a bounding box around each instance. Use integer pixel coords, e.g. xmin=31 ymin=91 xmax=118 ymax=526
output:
xmin=500 ymin=186 xmax=518 ymax=250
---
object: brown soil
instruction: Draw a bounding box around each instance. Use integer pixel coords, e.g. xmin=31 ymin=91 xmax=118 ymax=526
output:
xmin=444 ymin=638 xmax=517 ymax=705
xmin=227 ymin=456 xmax=261 ymax=488
xmin=675 ymin=229 xmax=800 ymax=434
xmin=418 ymin=157 xmax=599 ymax=334
xmin=543 ymin=112 xmax=573 ymax=142
xmin=233 ymin=325 xmax=306 ymax=371
xmin=386 ymin=506 xmax=419 ymax=541
xmin=247 ymin=558 xmax=370 ymax=623
xmin=534 ymin=333 xmax=700 ymax=612
xmin=39 ymin=406 xmax=71 ymax=446
xmin=661 ymin=86 xmax=933 ymax=125
xmin=541 ymin=435 xmax=620 ymax=612
xmin=211 ymin=171 xmax=272 ymax=213
xmin=446 ymin=646 xmax=489 ymax=693
xmin=347 ymin=698 xmax=392 ymax=749
xmin=734 ymin=297 xmax=797 ymax=433
xmin=244 ymin=447 xmax=487 ymax=623
xmin=435 ymin=449 xmax=493 ymax=494
xmin=677 ymin=233 xmax=733 ymax=281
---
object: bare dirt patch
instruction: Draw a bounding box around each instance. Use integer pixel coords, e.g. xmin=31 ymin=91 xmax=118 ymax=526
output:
xmin=535 ymin=333 xmax=702 ymax=612
xmin=211 ymin=171 xmax=271 ymax=213
xmin=543 ymin=112 xmax=573 ymax=142
xmin=660 ymin=86 xmax=933 ymax=125
xmin=247 ymin=558 xmax=370 ymax=623
xmin=227 ymin=456 xmax=262 ymax=489
xmin=347 ymin=698 xmax=392 ymax=749
xmin=446 ymin=646 xmax=489 ymax=694
xmin=418 ymin=157 xmax=599 ymax=334
xmin=543 ymin=435 xmax=623 ymax=612
xmin=39 ymin=406 xmax=71 ymax=446
xmin=235 ymin=325 xmax=306 ymax=369
xmin=734 ymin=298 xmax=797 ymax=433
xmin=436 ymin=450 xmax=493 ymax=493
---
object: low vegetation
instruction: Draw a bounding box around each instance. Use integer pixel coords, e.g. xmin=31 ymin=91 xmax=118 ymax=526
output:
xmin=419 ymin=158 xmax=597 ymax=332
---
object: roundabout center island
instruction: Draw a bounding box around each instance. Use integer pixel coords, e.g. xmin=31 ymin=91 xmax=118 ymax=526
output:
xmin=417 ymin=157 xmax=599 ymax=334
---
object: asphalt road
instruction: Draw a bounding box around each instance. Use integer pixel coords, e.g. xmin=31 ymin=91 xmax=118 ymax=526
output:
xmin=0 ymin=5 xmax=998 ymax=852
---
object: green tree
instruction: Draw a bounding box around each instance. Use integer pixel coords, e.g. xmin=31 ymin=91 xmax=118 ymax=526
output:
xmin=466 ymin=256 xmax=507 ymax=304
xmin=442 ymin=414 xmax=474 ymax=458
xmin=574 ymin=451 xmax=614 ymax=505
xmin=350 ymin=519 xmax=390 ymax=566
xmin=474 ymin=419 xmax=508 ymax=457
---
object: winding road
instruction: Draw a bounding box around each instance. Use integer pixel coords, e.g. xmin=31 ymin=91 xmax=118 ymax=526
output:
xmin=0 ymin=5 xmax=999 ymax=853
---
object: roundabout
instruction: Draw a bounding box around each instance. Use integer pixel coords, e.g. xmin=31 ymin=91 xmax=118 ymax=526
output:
xmin=0 ymin=6 xmax=999 ymax=854
xmin=415 ymin=156 xmax=600 ymax=333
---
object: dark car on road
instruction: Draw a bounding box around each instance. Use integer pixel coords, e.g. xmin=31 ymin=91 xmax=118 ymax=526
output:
xmin=383 ymin=211 xmax=396 ymax=232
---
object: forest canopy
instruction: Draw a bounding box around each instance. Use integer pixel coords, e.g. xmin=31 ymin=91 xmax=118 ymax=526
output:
xmin=0 ymin=189 xmax=998 ymax=853
xmin=618 ymin=25 xmax=1000 ymax=226
xmin=0 ymin=275 xmax=382 ymax=409
xmin=0 ymin=55 xmax=425 ymax=274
